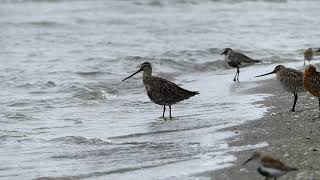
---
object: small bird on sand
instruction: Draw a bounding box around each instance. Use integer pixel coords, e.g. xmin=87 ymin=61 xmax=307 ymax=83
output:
xmin=304 ymin=48 xmax=314 ymax=66
xmin=221 ymin=48 xmax=261 ymax=82
xmin=303 ymin=65 xmax=320 ymax=112
xmin=122 ymin=62 xmax=199 ymax=119
xmin=256 ymin=65 xmax=305 ymax=112
xmin=243 ymin=151 xmax=298 ymax=180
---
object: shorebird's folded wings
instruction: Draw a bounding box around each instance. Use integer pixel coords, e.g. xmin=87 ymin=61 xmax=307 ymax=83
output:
xmin=234 ymin=51 xmax=255 ymax=63
xmin=308 ymin=74 xmax=320 ymax=92
xmin=261 ymin=156 xmax=290 ymax=171
xmin=147 ymin=77 xmax=197 ymax=104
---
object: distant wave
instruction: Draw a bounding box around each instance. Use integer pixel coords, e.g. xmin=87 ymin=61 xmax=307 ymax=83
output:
xmin=75 ymin=71 xmax=104 ymax=76
xmin=70 ymin=84 xmax=119 ymax=100
xmin=122 ymin=48 xmax=301 ymax=76
xmin=50 ymin=136 xmax=113 ymax=145
xmin=49 ymin=135 xmax=176 ymax=147
xmin=2 ymin=20 xmax=67 ymax=28
xmin=0 ymin=0 xmax=77 ymax=3
xmin=0 ymin=0 xmax=287 ymax=3
xmin=132 ymin=0 xmax=287 ymax=6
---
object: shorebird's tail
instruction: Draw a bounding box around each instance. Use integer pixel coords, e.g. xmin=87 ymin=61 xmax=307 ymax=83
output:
xmin=254 ymin=59 xmax=261 ymax=63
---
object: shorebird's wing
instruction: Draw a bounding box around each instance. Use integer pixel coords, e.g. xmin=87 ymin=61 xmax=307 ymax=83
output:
xmin=234 ymin=51 xmax=255 ymax=63
xmin=147 ymin=77 xmax=197 ymax=103
xmin=307 ymin=73 xmax=320 ymax=92
xmin=304 ymin=49 xmax=313 ymax=60
xmin=280 ymin=69 xmax=304 ymax=92
xmin=261 ymin=156 xmax=292 ymax=171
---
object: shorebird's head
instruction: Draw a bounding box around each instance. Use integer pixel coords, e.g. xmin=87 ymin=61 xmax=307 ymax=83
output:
xmin=255 ymin=65 xmax=285 ymax=77
xmin=305 ymin=65 xmax=317 ymax=73
xmin=122 ymin=62 xmax=152 ymax=81
xmin=220 ymin=48 xmax=232 ymax=55
xmin=242 ymin=151 xmax=262 ymax=165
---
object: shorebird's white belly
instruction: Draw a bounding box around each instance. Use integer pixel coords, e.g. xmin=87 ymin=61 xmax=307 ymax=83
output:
xmin=259 ymin=165 xmax=286 ymax=177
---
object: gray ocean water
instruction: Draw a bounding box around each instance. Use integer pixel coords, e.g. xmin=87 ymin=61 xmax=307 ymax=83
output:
xmin=1 ymin=0 xmax=320 ymax=179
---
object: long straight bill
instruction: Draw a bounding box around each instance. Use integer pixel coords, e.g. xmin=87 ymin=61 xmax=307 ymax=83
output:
xmin=255 ymin=71 xmax=275 ymax=78
xmin=242 ymin=157 xmax=253 ymax=165
xmin=122 ymin=69 xmax=141 ymax=81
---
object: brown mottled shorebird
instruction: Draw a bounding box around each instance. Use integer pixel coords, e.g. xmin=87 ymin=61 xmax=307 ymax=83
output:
xmin=303 ymin=65 xmax=320 ymax=112
xmin=221 ymin=48 xmax=261 ymax=82
xmin=243 ymin=152 xmax=297 ymax=180
xmin=122 ymin=62 xmax=199 ymax=119
xmin=304 ymin=48 xmax=314 ymax=66
xmin=256 ymin=65 xmax=304 ymax=112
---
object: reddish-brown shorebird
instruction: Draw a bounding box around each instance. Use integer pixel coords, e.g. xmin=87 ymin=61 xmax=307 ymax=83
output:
xmin=243 ymin=152 xmax=297 ymax=180
xmin=303 ymin=65 xmax=320 ymax=111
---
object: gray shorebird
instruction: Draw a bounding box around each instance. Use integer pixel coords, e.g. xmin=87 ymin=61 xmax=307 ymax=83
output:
xmin=303 ymin=65 xmax=320 ymax=112
xmin=221 ymin=48 xmax=260 ymax=82
xmin=256 ymin=65 xmax=304 ymax=112
xmin=243 ymin=152 xmax=298 ymax=180
xmin=122 ymin=62 xmax=199 ymax=119
xmin=304 ymin=48 xmax=314 ymax=66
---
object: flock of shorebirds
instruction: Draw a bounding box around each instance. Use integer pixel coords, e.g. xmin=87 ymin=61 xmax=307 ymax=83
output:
xmin=122 ymin=48 xmax=320 ymax=179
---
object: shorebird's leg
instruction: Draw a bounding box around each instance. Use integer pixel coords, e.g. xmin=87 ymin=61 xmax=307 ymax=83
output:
xmin=274 ymin=177 xmax=277 ymax=180
xmin=233 ymin=71 xmax=237 ymax=82
xmin=162 ymin=105 xmax=166 ymax=118
xmin=304 ymin=59 xmax=306 ymax=66
xmin=291 ymin=93 xmax=298 ymax=112
xmin=237 ymin=67 xmax=240 ymax=82
xmin=169 ymin=105 xmax=172 ymax=119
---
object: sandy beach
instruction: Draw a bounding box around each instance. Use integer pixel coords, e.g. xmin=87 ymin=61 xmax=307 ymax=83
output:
xmin=205 ymin=78 xmax=320 ymax=180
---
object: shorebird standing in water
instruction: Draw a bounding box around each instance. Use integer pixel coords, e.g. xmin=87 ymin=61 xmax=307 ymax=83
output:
xmin=256 ymin=65 xmax=304 ymax=112
xmin=303 ymin=65 xmax=320 ymax=113
xmin=122 ymin=62 xmax=199 ymax=119
xmin=243 ymin=152 xmax=298 ymax=180
xmin=304 ymin=48 xmax=314 ymax=66
xmin=221 ymin=48 xmax=260 ymax=82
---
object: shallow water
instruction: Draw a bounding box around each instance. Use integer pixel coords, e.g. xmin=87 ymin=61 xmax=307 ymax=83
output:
xmin=1 ymin=0 xmax=320 ymax=179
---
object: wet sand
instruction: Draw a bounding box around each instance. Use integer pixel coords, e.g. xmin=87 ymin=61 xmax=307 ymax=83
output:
xmin=206 ymin=78 xmax=320 ymax=179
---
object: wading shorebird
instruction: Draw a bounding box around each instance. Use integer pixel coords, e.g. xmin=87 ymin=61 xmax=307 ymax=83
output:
xmin=122 ymin=62 xmax=199 ymax=119
xmin=304 ymin=48 xmax=314 ymax=66
xmin=221 ymin=48 xmax=261 ymax=82
xmin=243 ymin=152 xmax=298 ymax=180
xmin=303 ymin=65 xmax=320 ymax=112
xmin=256 ymin=65 xmax=304 ymax=112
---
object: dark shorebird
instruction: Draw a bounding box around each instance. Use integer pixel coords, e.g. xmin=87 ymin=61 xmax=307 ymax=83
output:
xmin=221 ymin=48 xmax=260 ymax=82
xmin=303 ymin=65 xmax=320 ymax=112
xmin=243 ymin=152 xmax=297 ymax=180
xmin=256 ymin=65 xmax=304 ymax=112
xmin=122 ymin=62 xmax=199 ymax=119
xmin=304 ymin=48 xmax=314 ymax=66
